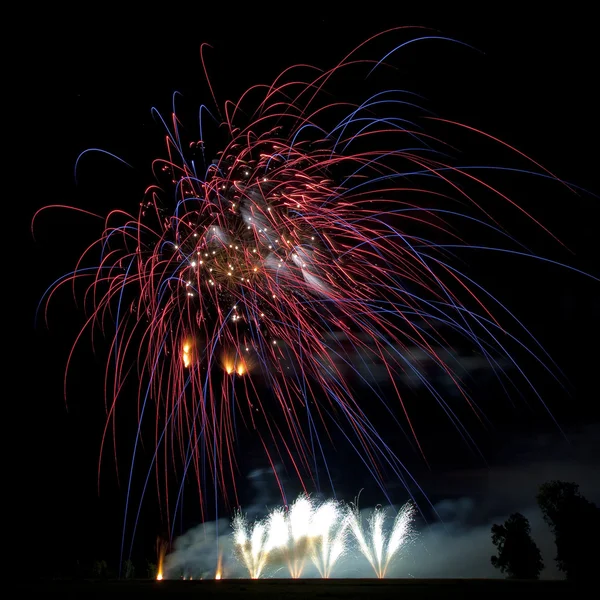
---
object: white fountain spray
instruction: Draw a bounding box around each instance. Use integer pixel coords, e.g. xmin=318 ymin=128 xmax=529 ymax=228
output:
xmin=286 ymin=495 xmax=314 ymax=577
xmin=232 ymin=512 xmax=271 ymax=579
xmin=308 ymin=499 xmax=349 ymax=578
xmin=232 ymin=495 xmax=414 ymax=579
xmin=349 ymin=502 xmax=415 ymax=578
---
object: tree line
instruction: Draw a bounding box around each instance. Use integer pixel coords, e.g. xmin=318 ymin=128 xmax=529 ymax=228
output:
xmin=490 ymin=480 xmax=599 ymax=581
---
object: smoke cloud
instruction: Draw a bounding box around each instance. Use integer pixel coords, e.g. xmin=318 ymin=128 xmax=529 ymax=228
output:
xmin=164 ymin=425 xmax=599 ymax=579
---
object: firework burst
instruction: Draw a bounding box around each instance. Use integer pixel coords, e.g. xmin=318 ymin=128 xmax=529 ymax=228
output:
xmin=33 ymin=27 xmax=597 ymax=559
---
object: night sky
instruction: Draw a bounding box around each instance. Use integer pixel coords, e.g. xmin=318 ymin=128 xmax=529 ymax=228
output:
xmin=21 ymin=7 xmax=599 ymax=579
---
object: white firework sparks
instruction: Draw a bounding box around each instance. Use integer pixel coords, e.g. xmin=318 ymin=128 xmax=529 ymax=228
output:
xmin=232 ymin=496 xmax=415 ymax=579
xmin=232 ymin=512 xmax=271 ymax=579
xmin=349 ymin=502 xmax=415 ymax=578
xmin=233 ymin=495 xmax=350 ymax=578
xmin=308 ymin=500 xmax=350 ymax=578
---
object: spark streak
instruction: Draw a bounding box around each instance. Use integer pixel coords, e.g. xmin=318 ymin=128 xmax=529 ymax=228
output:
xmin=34 ymin=28 xmax=596 ymax=562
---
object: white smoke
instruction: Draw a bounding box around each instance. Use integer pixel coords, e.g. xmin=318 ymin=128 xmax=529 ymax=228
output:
xmin=164 ymin=426 xmax=599 ymax=580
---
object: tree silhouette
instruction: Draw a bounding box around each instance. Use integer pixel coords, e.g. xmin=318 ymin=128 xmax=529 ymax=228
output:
xmin=490 ymin=512 xmax=544 ymax=579
xmin=537 ymin=480 xmax=600 ymax=581
xmin=146 ymin=561 xmax=158 ymax=579
xmin=123 ymin=559 xmax=135 ymax=579
xmin=92 ymin=559 xmax=108 ymax=579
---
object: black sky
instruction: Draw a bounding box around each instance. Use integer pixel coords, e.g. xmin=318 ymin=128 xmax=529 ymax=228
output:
xmin=20 ymin=6 xmax=599 ymax=577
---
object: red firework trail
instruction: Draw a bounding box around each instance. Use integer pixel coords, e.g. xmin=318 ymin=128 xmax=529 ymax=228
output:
xmin=33 ymin=27 xmax=597 ymax=559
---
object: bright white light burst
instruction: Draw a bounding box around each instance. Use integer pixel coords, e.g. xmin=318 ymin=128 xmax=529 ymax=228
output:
xmin=232 ymin=495 xmax=414 ymax=579
xmin=348 ymin=502 xmax=415 ymax=578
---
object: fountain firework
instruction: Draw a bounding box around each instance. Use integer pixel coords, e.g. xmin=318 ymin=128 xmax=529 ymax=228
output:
xmin=231 ymin=494 xmax=412 ymax=578
xmin=308 ymin=500 xmax=350 ymax=578
xmin=349 ymin=502 xmax=415 ymax=578
xmin=269 ymin=495 xmax=349 ymax=578
xmin=156 ymin=536 xmax=168 ymax=580
xmin=231 ymin=512 xmax=271 ymax=579
xmin=233 ymin=495 xmax=327 ymax=578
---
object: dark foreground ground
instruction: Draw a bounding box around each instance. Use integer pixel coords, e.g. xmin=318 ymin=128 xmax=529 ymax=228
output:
xmin=18 ymin=578 xmax=578 ymax=598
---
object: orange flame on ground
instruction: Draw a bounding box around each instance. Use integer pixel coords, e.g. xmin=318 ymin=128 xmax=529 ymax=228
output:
xmin=216 ymin=550 xmax=223 ymax=579
xmin=156 ymin=536 xmax=168 ymax=581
